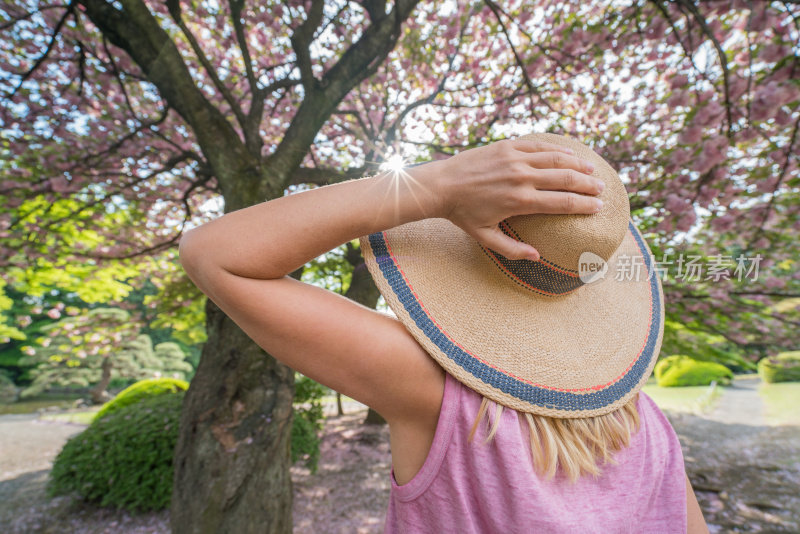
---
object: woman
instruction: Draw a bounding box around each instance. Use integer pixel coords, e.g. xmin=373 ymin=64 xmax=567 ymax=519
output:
xmin=179 ymin=132 xmax=709 ymax=533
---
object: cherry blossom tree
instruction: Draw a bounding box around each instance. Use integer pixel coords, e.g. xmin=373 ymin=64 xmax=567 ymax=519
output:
xmin=2 ymin=0 xmax=798 ymax=531
xmin=18 ymin=307 xmax=143 ymax=403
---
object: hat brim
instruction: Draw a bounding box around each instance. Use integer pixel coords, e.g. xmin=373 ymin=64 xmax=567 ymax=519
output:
xmin=359 ymin=218 xmax=664 ymax=418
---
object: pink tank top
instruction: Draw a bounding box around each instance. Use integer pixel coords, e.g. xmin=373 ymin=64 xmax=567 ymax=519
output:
xmin=384 ymin=372 xmax=687 ymax=533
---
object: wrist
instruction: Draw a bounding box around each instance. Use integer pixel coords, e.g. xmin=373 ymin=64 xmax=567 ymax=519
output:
xmin=405 ymin=160 xmax=451 ymax=220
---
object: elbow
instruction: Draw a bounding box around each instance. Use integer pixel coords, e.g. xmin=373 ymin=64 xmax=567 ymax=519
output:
xmin=178 ymin=229 xmax=203 ymax=272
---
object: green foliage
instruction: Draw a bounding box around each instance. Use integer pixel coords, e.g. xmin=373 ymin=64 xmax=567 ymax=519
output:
xmin=139 ymin=253 xmax=208 ymax=347
xmin=758 ymin=351 xmax=800 ymax=384
xmin=0 ymin=371 xmax=18 ymax=402
xmin=0 ymin=277 xmax=26 ymax=344
xmin=301 ymin=243 xmax=354 ymax=294
xmin=154 ymin=342 xmax=194 ymax=379
xmin=661 ymin=320 xmax=757 ymax=373
xmin=18 ymin=308 xmax=146 ymax=399
xmin=93 ymin=377 xmax=189 ymax=422
xmin=655 ymin=355 xmax=733 ymax=387
xmin=48 ymin=391 xmax=184 ymax=512
xmin=291 ymin=373 xmax=328 ymax=473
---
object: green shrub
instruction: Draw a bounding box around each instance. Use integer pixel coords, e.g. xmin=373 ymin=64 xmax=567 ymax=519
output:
xmin=654 ymin=355 xmax=733 ymax=387
xmin=48 ymin=392 xmax=184 ymax=512
xmin=0 ymin=372 xmax=18 ymax=403
xmin=291 ymin=373 xmax=328 ymax=473
xmin=758 ymin=351 xmax=800 ymax=384
xmin=93 ymin=377 xmax=188 ymax=423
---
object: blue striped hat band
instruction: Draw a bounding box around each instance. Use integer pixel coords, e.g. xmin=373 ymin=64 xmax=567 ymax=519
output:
xmin=360 ymin=219 xmax=664 ymax=418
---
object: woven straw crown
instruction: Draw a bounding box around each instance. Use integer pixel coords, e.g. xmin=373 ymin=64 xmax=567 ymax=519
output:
xmin=359 ymin=132 xmax=664 ymax=418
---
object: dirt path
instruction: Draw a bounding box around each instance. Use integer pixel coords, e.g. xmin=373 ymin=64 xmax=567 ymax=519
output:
xmin=669 ymin=377 xmax=800 ymax=533
xmin=1 ymin=384 xmax=798 ymax=533
xmin=0 ymin=415 xmax=85 ymax=481
xmin=703 ymin=376 xmax=767 ymax=426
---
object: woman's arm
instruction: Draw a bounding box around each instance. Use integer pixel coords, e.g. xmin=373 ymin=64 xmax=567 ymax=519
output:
xmin=178 ymin=139 xmax=603 ymax=422
xmin=686 ymin=473 xmax=710 ymax=533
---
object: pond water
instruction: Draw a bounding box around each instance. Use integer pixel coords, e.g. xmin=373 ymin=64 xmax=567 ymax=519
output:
xmin=641 ymin=377 xmax=724 ymax=414
xmin=642 ymin=374 xmax=800 ymax=427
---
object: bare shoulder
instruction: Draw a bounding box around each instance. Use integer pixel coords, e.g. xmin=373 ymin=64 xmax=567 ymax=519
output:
xmin=176 ymin=265 xmax=447 ymax=423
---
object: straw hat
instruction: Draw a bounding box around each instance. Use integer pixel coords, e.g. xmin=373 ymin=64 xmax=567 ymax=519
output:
xmin=358 ymin=132 xmax=664 ymax=418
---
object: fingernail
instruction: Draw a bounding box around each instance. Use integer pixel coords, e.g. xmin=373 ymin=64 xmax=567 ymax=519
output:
xmin=596 ymin=180 xmax=605 ymax=192
xmin=565 ymin=148 xmax=575 ymax=155
xmin=595 ymin=199 xmax=604 ymax=211
xmin=585 ymin=163 xmax=594 ymax=173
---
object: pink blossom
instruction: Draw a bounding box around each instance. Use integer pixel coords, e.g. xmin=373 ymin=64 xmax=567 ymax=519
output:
xmin=665 ymin=193 xmax=688 ymax=214
xmin=761 ymin=43 xmax=789 ymax=63
xmin=679 ymin=125 xmax=703 ymax=145
xmin=47 ymin=308 xmax=61 ymax=319
xmin=669 ymin=74 xmax=689 ymax=89
xmin=751 ymin=81 xmax=781 ymax=121
xmin=711 ymin=214 xmax=736 ymax=232
xmin=667 ymin=90 xmax=689 ymax=108
xmin=675 ymin=208 xmax=697 ymax=231
xmin=693 ymin=100 xmax=725 ymax=127
xmin=764 ymin=277 xmax=786 ymax=289
xmin=754 ymin=237 xmax=770 ymax=249
xmin=670 ymin=148 xmax=691 ymax=166
xmin=692 ymin=135 xmax=728 ymax=174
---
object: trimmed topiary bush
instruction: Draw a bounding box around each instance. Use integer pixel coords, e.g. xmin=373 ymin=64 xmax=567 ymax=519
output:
xmin=758 ymin=351 xmax=800 ymax=384
xmin=48 ymin=391 xmax=184 ymax=512
xmin=93 ymin=377 xmax=188 ymax=423
xmin=654 ymin=355 xmax=733 ymax=387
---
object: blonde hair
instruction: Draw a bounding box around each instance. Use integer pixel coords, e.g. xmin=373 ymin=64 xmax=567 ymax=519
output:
xmin=468 ymin=393 xmax=641 ymax=484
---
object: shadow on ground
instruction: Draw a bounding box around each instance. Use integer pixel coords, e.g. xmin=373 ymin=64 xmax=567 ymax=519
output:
xmin=0 ymin=469 xmax=169 ymax=533
xmin=1 ymin=393 xmax=798 ymax=532
xmin=667 ymin=411 xmax=800 ymax=533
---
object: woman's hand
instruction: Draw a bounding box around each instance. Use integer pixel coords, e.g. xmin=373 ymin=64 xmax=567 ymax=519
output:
xmin=424 ymin=139 xmax=605 ymax=261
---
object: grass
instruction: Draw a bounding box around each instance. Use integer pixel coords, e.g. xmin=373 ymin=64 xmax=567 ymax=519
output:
xmin=758 ymin=381 xmax=800 ymax=426
xmin=641 ymin=376 xmax=724 ymax=414
xmin=39 ymin=409 xmax=100 ymax=425
xmin=0 ymin=396 xmax=84 ymax=415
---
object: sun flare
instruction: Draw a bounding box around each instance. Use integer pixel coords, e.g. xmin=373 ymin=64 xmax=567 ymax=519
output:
xmin=379 ymin=154 xmax=407 ymax=173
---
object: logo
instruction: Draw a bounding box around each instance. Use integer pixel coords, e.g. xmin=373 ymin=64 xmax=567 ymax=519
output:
xmin=579 ymin=252 xmax=608 ymax=284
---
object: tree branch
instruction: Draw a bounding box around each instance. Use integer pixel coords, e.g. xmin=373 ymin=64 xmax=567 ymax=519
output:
xmin=745 ymin=113 xmax=800 ymax=251
xmin=289 ymin=0 xmax=325 ymax=92
xmin=268 ymin=0 xmax=421 ymax=190
xmin=287 ymin=166 xmax=368 ymax=187
xmin=79 ymin=0 xmax=263 ymax=209
xmin=165 ymin=0 xmax=248 ymax=133
xmin=5 ymin=1 xmax=77 ymax=100
xmin=674 ymin=0 xmax=734 ymax=138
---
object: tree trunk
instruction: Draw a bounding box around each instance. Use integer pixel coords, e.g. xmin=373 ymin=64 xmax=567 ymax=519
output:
xmin=336 ymin=392 xmax=344 ymax=416
xmin=171 ymin=297 xmax=295 ymax=534
xmin=89 ymin=357 xmax=113 ymax=404
xmin=364 ymin=407 xmax=387 ymax=425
